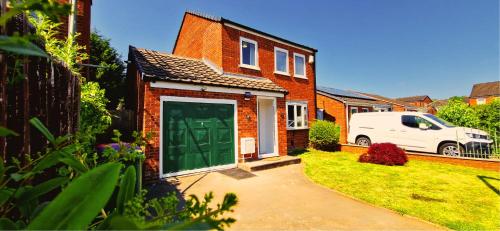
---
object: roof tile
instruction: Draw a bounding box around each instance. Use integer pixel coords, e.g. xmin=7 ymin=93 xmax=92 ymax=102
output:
xmin=129 ymin=46 xmax=287 ymax=93
xmin=469 ymin=81 xmax=500 ymax=98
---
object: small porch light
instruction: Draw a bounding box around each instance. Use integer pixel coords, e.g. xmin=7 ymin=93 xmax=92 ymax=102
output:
xmin=244 ymin=91 xmax=252 ymax=100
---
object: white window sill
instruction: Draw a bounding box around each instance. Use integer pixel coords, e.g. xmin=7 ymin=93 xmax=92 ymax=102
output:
xmin=294 ymin=75 xmax=307 ymax=79
xmin=239 ymin=64 xmax=261 ymax=71
xmin=274 ymin=71 xmax=290 ymax=76
xmin=287 ymin=127 xmax=309 ymax=131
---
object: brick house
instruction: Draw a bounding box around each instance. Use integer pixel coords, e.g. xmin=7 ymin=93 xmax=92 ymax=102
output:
xmin=395 ymin=95 xmax=437 ymax=114
xmin=126 ymin=11 xmax=317 ymax=179
xmin=355 ymin=92 xmax=418 ymax=112
xmin=316 ymin=87 xmax=391 ymax=144
xmin=468 ymin=81 xmax=500 ymax=106
xmin=56 ymin=0 xmax=92 ymax=78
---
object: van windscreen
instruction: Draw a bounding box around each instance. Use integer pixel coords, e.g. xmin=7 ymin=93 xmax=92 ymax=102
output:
xmin=423 ymin=114 xmax=455 ymax=128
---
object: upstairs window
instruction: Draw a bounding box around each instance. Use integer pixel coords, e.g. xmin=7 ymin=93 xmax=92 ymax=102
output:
xmin=287 ymin=102 xmax=308 ymax=129
xmin=240 ymin=37 xmax=258 ymax=69
xmin=294 ymin=53 xmax=306 ymax=78
xmin=274 ymin=47 xmax=289 ymax=75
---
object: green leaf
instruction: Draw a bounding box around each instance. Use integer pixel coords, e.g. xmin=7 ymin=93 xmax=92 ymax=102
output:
xmin=17 ymin=177 xmax=68 ymax=202
xmin=10 ymin=172 xmax=31 ymax=182
xmin=31 ymin=145 xmax=78 ymax=174
xmin=106 ymin=214 xmax=141 ymax=230
xmin=0 ymin=36 xmax=49 ymax=58
xmin=0 ymin=218 xmax=17 ymax=230
xmin=59 ymin=157 xmax=87 ymax=174
xmin=0 ymin=126 xmax=19 ymax=137
xmin=0 ymin=188 xmax=14 ymax=207
xmin=15 ymin=220 xmax=26 ymax=230
xmin=116 ymin=166 xmax=136 ymax=214
xmin=28 ymin=163 xmax=122 ymax=230
xmin=58 ymin=145 xmax=87 ymax=173
xmin=31 ymin=151 xmax=61 ymax=173
xmin=29 ymin=118 xmax=55 ymax=144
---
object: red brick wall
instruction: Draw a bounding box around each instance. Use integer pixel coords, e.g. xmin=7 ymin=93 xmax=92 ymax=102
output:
xmin=317 ymin=94 xmax=347 ymax=143
xmin=55 ymin=0 xmax=91 ymax=78
xmin=220 ymin=26 xmax=316 ymax=149
xmin=316 ymin=94 xmax=374 ymax=144
xmin=469 ymin=96 xmax=499 ymax=106
xmin=172 ymin=14 xmax=223 ymax=67
xmin=339 ymin=144 xmax=500 ymax=172
xmin=170 ymin=13 xmax=317 ymax=151
xmin=139 ymin=82 xmax=288 ymax=181
xmin=392 ymin=104 xmax=406 ymax=112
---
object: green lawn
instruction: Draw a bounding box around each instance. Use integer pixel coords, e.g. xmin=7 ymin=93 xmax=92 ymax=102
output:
xmin=300 ymin=150 xmax=500 ymax=230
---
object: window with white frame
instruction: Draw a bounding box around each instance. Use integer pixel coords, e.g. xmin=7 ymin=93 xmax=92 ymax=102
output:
xmin=361 ymin=108 xmax=369 ymax=112
xmin=476 ymin=98 xmax=486 ymax=105
xmin=350 ymin=107 xmax=358 ymax=115
xmin=240 ymin=37 xmax=258 ymax=68
xmin=274 ymin=47 xmax=289 ymax=75
xmin=287 ymin=102 xmax=308 ymax=129
xmin=293 ymin=53 xmax=306 ymax=78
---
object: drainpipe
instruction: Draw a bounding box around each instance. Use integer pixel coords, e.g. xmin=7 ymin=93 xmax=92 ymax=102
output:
xmin=68 ymin=0 xmax=78 ymax=38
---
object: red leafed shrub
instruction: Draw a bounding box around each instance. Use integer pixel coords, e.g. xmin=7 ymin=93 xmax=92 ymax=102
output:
xmin=358 ymin=143 xmax=408 ymax=166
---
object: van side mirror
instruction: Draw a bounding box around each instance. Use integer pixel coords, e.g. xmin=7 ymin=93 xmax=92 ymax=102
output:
xmin=419 ymin=123 xmax=429 ymax=130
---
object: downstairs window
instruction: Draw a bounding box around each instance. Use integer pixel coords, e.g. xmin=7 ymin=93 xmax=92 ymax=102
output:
xmin=287 ymin=102 xmax=308 ymax=129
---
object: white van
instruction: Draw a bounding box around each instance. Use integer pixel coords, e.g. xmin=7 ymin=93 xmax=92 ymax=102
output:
xmin=347 ymin=112 xmax=493 ymax=156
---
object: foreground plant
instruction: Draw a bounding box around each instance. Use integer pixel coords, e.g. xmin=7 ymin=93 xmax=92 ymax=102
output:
xmin=0 ymin=119 xmax=238 ymax=230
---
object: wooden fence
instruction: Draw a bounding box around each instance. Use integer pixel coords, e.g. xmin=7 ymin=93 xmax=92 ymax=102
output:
xmin=0 ymin=15 xmax=80 ymax=163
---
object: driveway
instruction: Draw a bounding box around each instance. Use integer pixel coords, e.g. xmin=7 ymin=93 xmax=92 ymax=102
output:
xmin=156 ymin=164 xmax=442 ymax=230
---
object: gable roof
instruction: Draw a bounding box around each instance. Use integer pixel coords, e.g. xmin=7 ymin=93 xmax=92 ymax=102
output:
xmin=176 ymin=11 xmax=317 ymax=53
xmin=469 ymin=81 xmax=500 ymax=98
xmin=129 ymin=46 xmax=287 ymax=93
xmin=396 ymin=95 xmax=431 ymax=102
xmin=317 ymin=86 xmax=390 ymax=107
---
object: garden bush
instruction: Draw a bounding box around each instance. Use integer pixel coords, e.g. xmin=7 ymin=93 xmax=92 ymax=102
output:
xmin=359 ymin=143 xmax=408 ymax=166
xmin=309 ymin=120 xmax=341 ymax=151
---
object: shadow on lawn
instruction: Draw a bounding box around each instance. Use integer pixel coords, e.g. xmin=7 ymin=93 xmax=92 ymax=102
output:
xmin=477 ymin=175 xmax=500 ymax=196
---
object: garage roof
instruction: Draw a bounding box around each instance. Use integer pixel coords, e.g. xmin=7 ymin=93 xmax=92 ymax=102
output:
xmin=129 ymin=46 xmax=288 ymax=93
xmin=317 ymin=86 xmax=391 ymax=107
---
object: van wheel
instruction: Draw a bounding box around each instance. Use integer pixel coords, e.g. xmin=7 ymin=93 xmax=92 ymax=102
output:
xmin=356 ymin=136 xmax=371 ymax=147
xmin=439 ymin=143 xmax=464 ymax=156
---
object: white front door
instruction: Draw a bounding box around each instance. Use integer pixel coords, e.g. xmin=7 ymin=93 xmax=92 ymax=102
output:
xmin=257 ymin=97 xmax=278 ymax=158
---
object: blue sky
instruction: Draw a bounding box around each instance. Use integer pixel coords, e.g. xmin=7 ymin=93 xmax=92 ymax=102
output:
xmin=92 ymin=0 xmax=499 ymax=99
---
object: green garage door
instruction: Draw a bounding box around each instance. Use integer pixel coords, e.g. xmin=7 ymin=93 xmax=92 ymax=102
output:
xmin=162 ymin=101 xmax=235 ymax=175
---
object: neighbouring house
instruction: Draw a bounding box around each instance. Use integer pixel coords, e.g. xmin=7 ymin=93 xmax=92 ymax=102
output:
xmin=126 ymin=11 xmax=317 ymax=179
xmin=56 ymin=0 xmax=92 ymax=78
xmin=316 ymin=87 xmax=391 ymax=144
xmin=396 ymin=95 xmax=433 ymax=107
xmin=355 ymin=92 xmax=418 ymax=112
xmin=468 ymin=81 xmax=500 ymax=105
xmin=396 ymin=95 xmax=436 ymax=114
xmin=429 ymin=99 xmax=448 ymax=112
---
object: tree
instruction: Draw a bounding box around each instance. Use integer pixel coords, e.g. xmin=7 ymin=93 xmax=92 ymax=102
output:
xmin=89 ymin=31 xmax=126 ymax=109
xmin=437 ymin=97 xmax=480 ymax=128
xmin=474 ymin=98 xmax=500 ymax=132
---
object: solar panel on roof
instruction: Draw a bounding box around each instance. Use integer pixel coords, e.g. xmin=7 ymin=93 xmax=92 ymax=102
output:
xmin=317 ymin=86 xmax=375 ymax=100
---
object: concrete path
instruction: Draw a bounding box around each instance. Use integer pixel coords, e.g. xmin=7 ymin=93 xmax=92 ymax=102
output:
xmin=164 ymin=164 xmax=442 ymax=230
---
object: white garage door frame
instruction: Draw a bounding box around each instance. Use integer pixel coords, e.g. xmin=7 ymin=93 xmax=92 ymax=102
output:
xmin=159 ymin=96 xmax=238 ymax=178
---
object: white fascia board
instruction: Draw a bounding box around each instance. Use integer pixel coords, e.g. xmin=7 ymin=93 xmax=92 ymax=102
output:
xmin=150 ymin=81 xmax=285 ymax=98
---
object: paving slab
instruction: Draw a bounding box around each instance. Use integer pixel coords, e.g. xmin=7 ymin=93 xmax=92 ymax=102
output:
xmin=167 ymin=164 xmax=443 ymax=230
